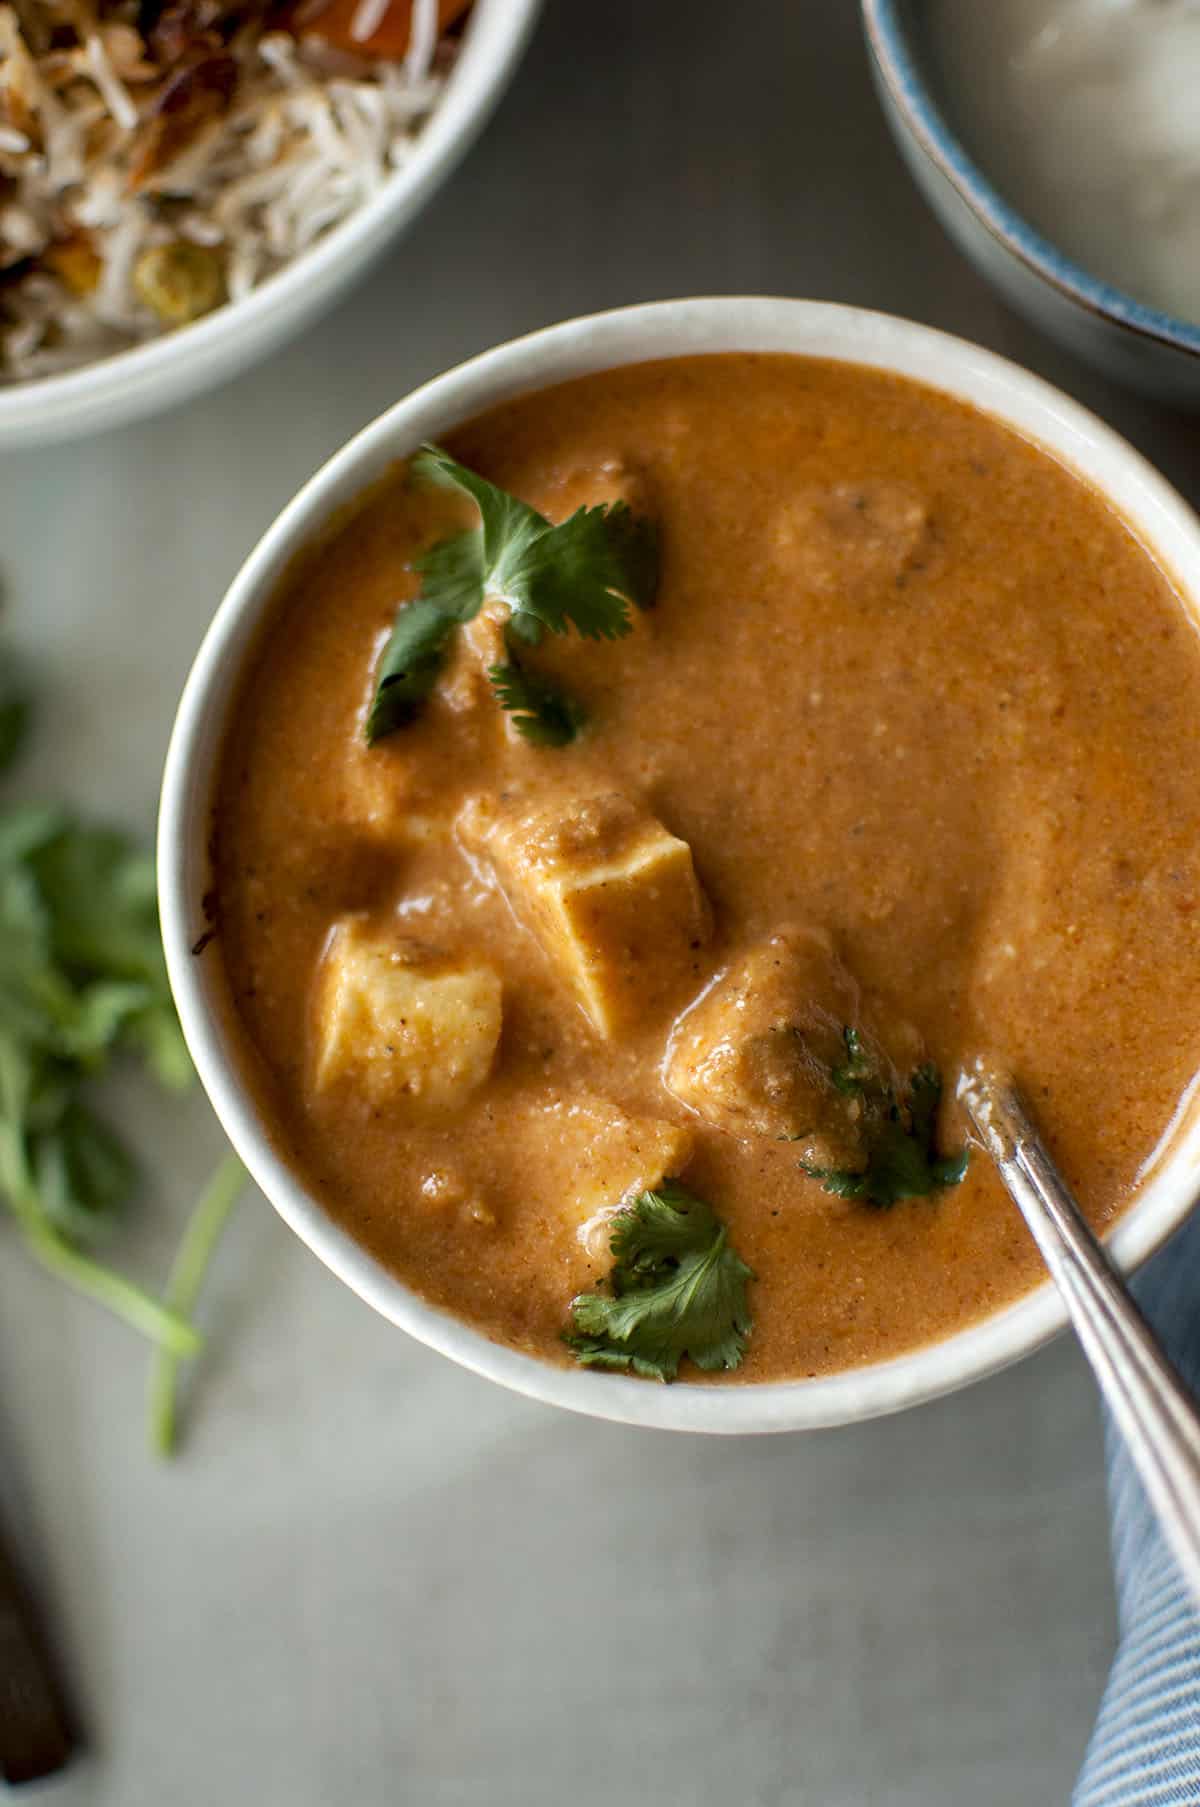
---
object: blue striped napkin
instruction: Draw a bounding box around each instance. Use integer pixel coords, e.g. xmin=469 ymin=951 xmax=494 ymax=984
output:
xmin=1074 ymin=1208 xmax=1200 ymax=1805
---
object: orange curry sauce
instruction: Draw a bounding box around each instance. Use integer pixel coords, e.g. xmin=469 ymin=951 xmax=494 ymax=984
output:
xmin=211 ymin=356 xmax=1200 ymax=1379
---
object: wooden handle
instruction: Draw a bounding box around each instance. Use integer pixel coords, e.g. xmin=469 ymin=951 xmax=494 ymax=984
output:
xmin=0 ymin=1526 xmax=72 ymax=1785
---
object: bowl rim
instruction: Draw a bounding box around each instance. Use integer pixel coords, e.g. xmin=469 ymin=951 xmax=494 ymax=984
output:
xmin=159 ymin=294 xmax=1200 ymax=1435
xmin=0 ymin=0 xmax=542 ymax=442
xmin=861 ymin=0 xmax=1200 ymax=363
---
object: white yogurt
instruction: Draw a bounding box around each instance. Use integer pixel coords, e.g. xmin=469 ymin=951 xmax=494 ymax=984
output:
xmin=928 ymin=0 xmax=1200 ymax=324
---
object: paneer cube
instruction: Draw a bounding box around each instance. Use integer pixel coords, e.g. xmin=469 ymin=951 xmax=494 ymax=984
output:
xmin=665 ymin=926 xmax=872 ymax=1168
xmin=459 ymin=791 xmax=711 ymax=1037
xmin=517 ymin=1093 xmax=693 ymax=1263
xmin=312 ymin=920 xmax=502 ymax=1115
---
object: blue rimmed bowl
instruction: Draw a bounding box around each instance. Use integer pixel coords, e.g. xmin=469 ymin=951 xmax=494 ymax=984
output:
xmin=862 ymin=0 xmax=1200 ymax=407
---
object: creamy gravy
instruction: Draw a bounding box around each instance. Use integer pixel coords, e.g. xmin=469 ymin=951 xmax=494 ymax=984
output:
xmin=211 ymin=355 xmax=1200 ymax=1381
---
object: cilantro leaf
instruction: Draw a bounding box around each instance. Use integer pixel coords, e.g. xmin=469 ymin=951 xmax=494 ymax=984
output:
xmin=63 ymin=979 xmax=158 ymax=1064
xmin=0 ymin=681 xmax=243 ymax=1456
xmin=365 ymin=595 xmax=458 ymax=746
xmin=488 ymin=655 xmax=586 ymax=747
xmin=412 ymin=530 xmax=489 ymax=625
xmin=0 ymin=803 xmax=66 ymax=868
xmin=496 ymin=503 xmax=647 ymax=642
xmin=17 ymin=822 xmax=192 ymax=1089
xmin=594 ymin=505 xmax=660 ymax=619
xmin=566 ymin=1183 xmax=754 ymax=1381
xmin=0 ymin=862 xmax=86 ymax=1051
xmin=410 ymin=442 xmax=659 ymax=635
xmin=29 ymin=827 xmax=164 ymax=985
xmin=801 ymin=1041 xmax=968 ymax=1209
xmin=0 ymin=803 xmax=197 ymax=1350
xmin=411 ymin=443 xmax=546 ymax=620
xmin=122 ymin=1005 xmax=193 ymax=1093
xmin=32 ymin=1100 xmax=138 ymax=1245
xmin=504 ymin=609 xmax=545 ymax=649
xmin=367 ymin=445 xmax=660 ymax=742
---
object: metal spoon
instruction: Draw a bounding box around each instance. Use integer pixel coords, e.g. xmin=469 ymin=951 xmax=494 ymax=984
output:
xmin=958 ymin=1061 xmax=1200 ymax=1607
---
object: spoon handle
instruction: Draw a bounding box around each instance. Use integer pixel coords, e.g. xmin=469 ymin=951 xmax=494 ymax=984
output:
xmin=0 ymin=1522 xmax=72 ymax=1784
xmin=959 ymin=1066 xmax=1200 ymax=1608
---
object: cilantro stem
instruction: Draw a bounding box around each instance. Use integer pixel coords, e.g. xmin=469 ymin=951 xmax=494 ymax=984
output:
xmin=147 ymin=1154 xmax=245 ymax=1459
xmin=16 ymin=1213 xmax=200 ymax=1355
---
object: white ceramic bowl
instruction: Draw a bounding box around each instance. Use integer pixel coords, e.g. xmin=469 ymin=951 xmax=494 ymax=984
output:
xmin=862 ymin=0 xmax=1200 ymax=406
xmin=159 ymin=297 xmax=1200 ymax=1434
xmin=0 ymin=0 xmax=540 ymax=448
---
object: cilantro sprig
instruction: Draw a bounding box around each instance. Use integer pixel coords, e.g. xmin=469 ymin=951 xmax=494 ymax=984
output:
xmin=801 ymin=1028 xmax=968 ymax=1208
xmin=367 ymin=445 xmax=659 ymax=744
xmin=566 ymin=1183 xmax=754 ymax=1381
xmin=0 ymin=674 xmax=244 ymax=1453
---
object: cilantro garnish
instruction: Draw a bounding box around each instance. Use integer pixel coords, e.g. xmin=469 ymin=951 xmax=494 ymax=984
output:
xmin=0 ymin=676 xmax=244 ymax=1453
xmin=365 ymin=594 xmax=457 ymax=738
xmin=367 ymin=444 xmax=659 ymax=744
xmin=487 ymin=648 xmax=586 ymax=748
xmin=566 ymin=1183 xmax=754 ymax=1381
xmin=801 ymin=1029 xmax=968 ymax=1208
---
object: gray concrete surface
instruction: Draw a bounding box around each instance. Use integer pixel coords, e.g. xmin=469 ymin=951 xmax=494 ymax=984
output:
xmin=6 ymin=1 xmax=1194 ymax=1799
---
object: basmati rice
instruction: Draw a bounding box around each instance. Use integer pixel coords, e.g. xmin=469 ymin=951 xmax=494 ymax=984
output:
xmin=0 ymin=0 xmax=459 ymax=382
